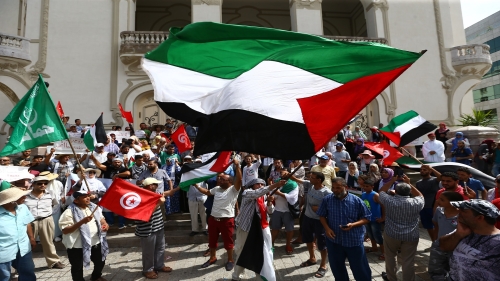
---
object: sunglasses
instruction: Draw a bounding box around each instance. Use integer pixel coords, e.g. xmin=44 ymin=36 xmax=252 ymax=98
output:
xmin=88 ymin=171 xmax=96 ymax=174
xmin=36 ymin=182 xmax=49 ymax=186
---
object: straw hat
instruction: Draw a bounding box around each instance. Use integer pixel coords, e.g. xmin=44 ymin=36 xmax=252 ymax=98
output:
xmin=0 ymin=187 xmax=29 ymax=206
xmin=78 ymin=168 xmax=102 ymax=177
xmin=360 ymin=150 xmax=375 ymax=158
xmin=39 ymin=171 xmax=59 ymax=181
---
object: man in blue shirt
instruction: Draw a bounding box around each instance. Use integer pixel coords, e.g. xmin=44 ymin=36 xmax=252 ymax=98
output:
xmin=451 ymin=140 xmax=473 ymax=165
xmin=456 ymin=167 xmax=487 ymax=199
xmin=317 ymin=177 xmax=372 ymax=281
xmin=0 ymin=187 xmax=36 ymax=281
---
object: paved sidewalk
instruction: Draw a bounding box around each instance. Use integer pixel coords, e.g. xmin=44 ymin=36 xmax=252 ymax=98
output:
xmin=31 ymin=228 xmax=433 ymax=281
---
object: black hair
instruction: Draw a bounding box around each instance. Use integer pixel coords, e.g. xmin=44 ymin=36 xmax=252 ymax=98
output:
xmin=135 ymin=154 xmax=143 ymax=160
xmin=32 ymin=155 xmax=44 ymax=159
xmin=441 ymin=172 xmax=459 ymax=181
xmin=363 ymin=178 xmax=375 ymax=186
xmin=457 ymin=167 xmax=471 ymax=175
xmin=331 ymin=177 xmax=347 ymax=186
xmin=440 ymin=191 xmax=464 ymax=202
xmin=310 ymin=171 xmax=325 ymax=182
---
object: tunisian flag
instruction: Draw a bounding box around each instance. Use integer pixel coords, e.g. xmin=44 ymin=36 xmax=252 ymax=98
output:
xmin=56 ymin=101 xmax=65 ymax=118
xmin=99 ymin=178 xmax=161 ymax=222
xmin=364 ymin=142 xmax=404 ymax=165
xmin=171 ymin=124 xmax=192 ymax=153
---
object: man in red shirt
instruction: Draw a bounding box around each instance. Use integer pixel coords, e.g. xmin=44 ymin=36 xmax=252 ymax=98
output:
xmin=433 ymin=172 xmax=476 ymax=212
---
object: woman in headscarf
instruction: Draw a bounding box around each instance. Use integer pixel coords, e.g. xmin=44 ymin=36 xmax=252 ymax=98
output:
xmin=367 ymin=163 xmax=381 ymax=183
xmin=446 ymin=131 xmax=470 ymax=151
xmin=345 ymin=162 xmax=360 ymax=190
xmin=374 ymin=168 xmax=396 ymax=193
xmin=353 ymin=126 xmax=368 ymax=140
xmin=434 ymin=122 xmax=450 ymax=151
xmin=475 ymin=139 xmax=495 ymax=175
xmin=352 ymin=138 xmax=366 ymax=161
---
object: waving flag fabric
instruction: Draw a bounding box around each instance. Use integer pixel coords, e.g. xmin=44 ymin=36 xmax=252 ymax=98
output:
xmin=56 ymin=101 xmax=65 ymax=118
xmin=84 ymin=114 xmax=107 ymax=150
xmin=171 ymin=124 xmax=192 ymax=153
xmin=179 ymin=151 xmax=232 ymax=191
xmin=379 ymin=110 xmax=437 ymax=147
xmin=142 ymin=22 xmax=423 ymax=159
xmin=118 ymin=103 xmax=134 ymax=124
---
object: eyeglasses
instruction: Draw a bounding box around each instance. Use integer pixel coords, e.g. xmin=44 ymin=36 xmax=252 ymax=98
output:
xmin=88 ymin=171 xmax=96 ymax=174
xmin=36 ymin=182 xmax=49 ymax=186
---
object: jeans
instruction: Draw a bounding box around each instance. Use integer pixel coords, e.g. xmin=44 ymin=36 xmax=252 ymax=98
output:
xmin=0 ymin=251 xmax=36 ymax=281
xmin=325 ymin=240 xmax=371 ymax=281
xmin=365 ymin=221 xmax=384 ymax=245
xmin=492 ymin=163 xmax=500 ymax=177
xmin=67 ymin=244 xmax=105 ymax=281
xmin=103 ymin=212 xmax=126 ymax=227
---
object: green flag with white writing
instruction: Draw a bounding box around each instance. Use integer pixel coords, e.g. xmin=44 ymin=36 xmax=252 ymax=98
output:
xmin=0 ymin=74 xmax=69 ymax=156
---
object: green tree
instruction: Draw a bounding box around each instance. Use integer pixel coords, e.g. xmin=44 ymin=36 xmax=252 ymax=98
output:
xmin=458 ymin=109 xmax=496 ymax=127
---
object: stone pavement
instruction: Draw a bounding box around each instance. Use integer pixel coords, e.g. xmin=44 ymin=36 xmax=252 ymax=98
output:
xmin=31 ymin=228 xmax=433 ymax=281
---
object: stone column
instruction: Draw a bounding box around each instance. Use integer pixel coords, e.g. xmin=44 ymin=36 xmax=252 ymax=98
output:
xmin=289 ymin=0 xmax=323 ymax=35
xmin=191 ymin=0 xmax=222 ymax=23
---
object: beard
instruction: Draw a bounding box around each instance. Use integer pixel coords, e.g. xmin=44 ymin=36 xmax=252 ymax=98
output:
xmin=335 ymin=190 xmax=347 ymax=199
xmin=148 ymin=166 xmax=156 ymax=171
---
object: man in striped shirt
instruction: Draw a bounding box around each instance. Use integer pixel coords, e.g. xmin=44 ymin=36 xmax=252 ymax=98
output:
xmin=378 ymin=174 xmax=424 ymax=281
xmin=135 ymin=178 xmax=177 ymax=279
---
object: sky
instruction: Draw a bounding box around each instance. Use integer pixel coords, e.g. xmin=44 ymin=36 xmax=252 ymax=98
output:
xmin=461 ymin=0 xmax=500 ymax=28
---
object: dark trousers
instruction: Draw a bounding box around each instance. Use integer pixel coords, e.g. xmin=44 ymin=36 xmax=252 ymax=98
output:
xmin=326 ymin=240 xmax=371 ymax=281
xmin=67 ymin=244 xmax=105 ymax=281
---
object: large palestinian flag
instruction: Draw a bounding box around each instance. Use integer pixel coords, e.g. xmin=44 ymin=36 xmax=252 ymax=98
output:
xmin=178 ymin=151 xmax=231 ymax=191
xmin=379 ymin=110 xmax=437 ymax=147
xmin=142 ymin=22 xmax=423 ymax=159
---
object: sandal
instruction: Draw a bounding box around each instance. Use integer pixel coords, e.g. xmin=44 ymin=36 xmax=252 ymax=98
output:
xmin=378 ymin=254 xmax=385 ymax=260
xmin=143 ymin=271 xmax=158 ymax=279
xmin=300 ymin=260 xmax=317 ymax=267
xmin=203 ymin=248 xmax=210 ymax=257
xmin=286 ymin=245 xmax=294 ymax=255
xmin=315 ymin=267 xmax=327 ymax=278
xmin=156 ymin=266 xmax=172 ymax=273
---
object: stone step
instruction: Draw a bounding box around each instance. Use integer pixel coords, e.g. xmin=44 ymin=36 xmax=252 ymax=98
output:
xmin=34 ymin=225 xmax=301 ymax=252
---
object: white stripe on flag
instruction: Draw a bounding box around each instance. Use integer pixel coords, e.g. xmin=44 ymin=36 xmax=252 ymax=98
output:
xmin=393 ymin=115 xmax=427 ymax=136
xmin=143 ymin=59 xmax=343 ymax=124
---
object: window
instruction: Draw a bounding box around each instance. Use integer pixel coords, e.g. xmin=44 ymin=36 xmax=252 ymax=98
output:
xmin=474 ymin=84 xmax=500 ymax=103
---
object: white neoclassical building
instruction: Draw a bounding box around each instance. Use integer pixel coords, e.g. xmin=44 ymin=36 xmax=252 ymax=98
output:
xmin=0 ymin=0 xmax=492 ymax=149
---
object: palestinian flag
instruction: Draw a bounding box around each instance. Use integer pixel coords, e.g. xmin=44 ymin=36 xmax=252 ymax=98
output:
xmin=84 ymin=114 xmax=107 ymax=150
xmin=142 ymin=22 xmax=423 ymax=160
xmin=236 ymin=213 xmax=275 ymax=281
xmin=178 ymin=151 xmax=232 ymax=191
xmin=379 ymin=110 xmax=437 ymax=147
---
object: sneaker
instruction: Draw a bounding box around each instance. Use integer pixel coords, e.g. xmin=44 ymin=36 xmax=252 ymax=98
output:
xmin=189 ymin=231 xmax=199 ymax=236
xmin=128 ymin=223 xmax=136 ymax=227
xmin=118 ymin=225 xmax=126 ymax=230
xmin=54 ymin=237 xmax=62 ymax=242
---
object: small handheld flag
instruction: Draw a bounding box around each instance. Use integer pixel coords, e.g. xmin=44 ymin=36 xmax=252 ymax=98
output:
xmin=118 ymin=103 xmax=134 ymax=124
xmin=56 ymin=101 xmax=65 ymax=118
xmin=171 ymin=124 xmax=192 ymax=153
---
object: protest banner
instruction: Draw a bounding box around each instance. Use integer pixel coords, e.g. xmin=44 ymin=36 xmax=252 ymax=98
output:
xmin=53 ymin=137 xmax=87 ymax=154
xmin=0 ymin=166 xmax=32 ymax=182
xmin=106 ymin=131 xmax=130 ymax=140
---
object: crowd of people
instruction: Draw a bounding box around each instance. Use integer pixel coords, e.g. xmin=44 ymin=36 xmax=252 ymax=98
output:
xmin=1 ymin=119 xmax=500 ymax=281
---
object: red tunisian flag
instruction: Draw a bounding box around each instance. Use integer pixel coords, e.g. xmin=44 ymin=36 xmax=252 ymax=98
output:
xmin=118 ymin=103 xmax=134 ymax=124
xmin=99 ymin=178 xmax=161 ymax=222
xmin=364 ymin=142 xmax=403 ymax=165
xmin=171 ymin=124 xmax=192 ymax=153
xmin=56 ymin=101 xmax=65 ymax=118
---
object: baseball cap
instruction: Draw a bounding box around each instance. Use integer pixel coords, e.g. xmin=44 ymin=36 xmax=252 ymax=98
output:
xmin=451 ymin=199 xmax=500 ymax=219
xmin=95 ymin=143 xmax=104 ymax=147
xmin=143 ymin=178 xmax=161 ymax=186
xmin=73 ymin=190 xmax=90 ymax=199
xmin=184 ymin=155 xmax=192 ymax=159
xmin=151 ymin=146 xmax=158 ymax=150
xmin=319 ymin=155 xmax=329 ymax=160
xmin=335 ymin=143 xmax=343 ymax=147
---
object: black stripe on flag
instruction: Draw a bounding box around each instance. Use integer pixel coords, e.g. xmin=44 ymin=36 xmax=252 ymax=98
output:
xmin=157 ymin=102 xmax=317 ymax=160
xmin=399 ymin=121 xmax=437 ymax=147
xmin=95 ymin=114 xmax=107 ymax=144
xmin=236 ymin=213 xmax=264 ymax=275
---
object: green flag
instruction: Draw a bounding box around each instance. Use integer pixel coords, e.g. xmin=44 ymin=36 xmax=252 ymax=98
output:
xmin=0 ymin=75 xmax=69 ymax=156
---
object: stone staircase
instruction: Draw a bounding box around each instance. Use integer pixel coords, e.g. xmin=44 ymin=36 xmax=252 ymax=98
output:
xmin=38 ymin=212 xmax=300 ymax=251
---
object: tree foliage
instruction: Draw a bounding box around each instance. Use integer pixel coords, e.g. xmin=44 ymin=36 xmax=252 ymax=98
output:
xmin=458 ymin=109 xmax=496 ymax=127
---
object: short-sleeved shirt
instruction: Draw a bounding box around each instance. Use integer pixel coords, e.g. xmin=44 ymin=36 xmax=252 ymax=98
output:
xmin=449 ymin=233 xmax=500 ymax=281
xmin=332 ymin=151 xmax=350 ymax=172
xmin=459 ymin=178 xmax=485 ymax=199
xmin=432 ymin=207 xmax=458 ymax=238
xmin=59 ymin=207 xmax=101 ymax=249
xmin=316 ymin=193 xmax=371 ymax=247
xmin=210 ymin=185 xmax=239 ymax=218
xmin=453 ymin=148 xmax=473 ymax=164
xmin=415 ymin=177 xmax=440 ymax=208
xmin=135 ymin=206 xmax=164 ymax=237
xmin=310 ymin=165 xmax=337 ymax=188
xmin=103 ymin=166 xmax=129 ymax=180
xmin=0 ymin=204 xmax=34 ymax=263
xmin=436 ymin=186 xmax=469 ymax=201
xmin=138 ymin=169 xmax=170 ymax=194
xmin=303 ymin=181 xmax=332 ymax=220
xmin=379 ymin=192 xmax=424 ymax=241
xmin=24 ymin=191 xmax=53 ymax=219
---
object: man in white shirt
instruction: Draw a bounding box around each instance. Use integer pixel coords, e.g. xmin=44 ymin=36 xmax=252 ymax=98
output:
xmin=188 ymin=182 xmax=208 ymax=236
xmin=194 ymin=158 xmax=242 ymax=271
xmin=242 ymin=154 xmax=261 ymax=187
xmin=81 ymin=143 xmax=108 ymax=169
xmin=422 ymin=133 xmax=445 ymax=163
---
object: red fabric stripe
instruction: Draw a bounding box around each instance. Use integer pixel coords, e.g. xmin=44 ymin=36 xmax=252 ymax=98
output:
xmin=298 ymin=64 xmax=413 ymax=152
xmin=209 ymin=151 xmax=232 ymax=173
xmin=379 ymin=131 xmax=402 ymax=147
xmin=118 ymin=103 xmax=134 ymax=124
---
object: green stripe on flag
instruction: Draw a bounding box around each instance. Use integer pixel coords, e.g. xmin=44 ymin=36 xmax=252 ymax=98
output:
xmin=380 ymin=110 xmax=419 ymax=133
xmin=145 ymin=22 xmax=421 ymax=83
xmin=178 ymin=174 xmax=216 ymax=191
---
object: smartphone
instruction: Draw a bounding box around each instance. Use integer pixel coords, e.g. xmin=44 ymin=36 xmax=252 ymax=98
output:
xmin=340 ymin=225 xmax=348 ymax=229
xmin=395 ymin=166 xmax=404 ymax=177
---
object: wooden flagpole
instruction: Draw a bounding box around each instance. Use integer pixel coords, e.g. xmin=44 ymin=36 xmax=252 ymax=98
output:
xmin=269 ymin=161 xmax=305 ymax=196
xmin=400 ymin=146 xmax=424 ymax=165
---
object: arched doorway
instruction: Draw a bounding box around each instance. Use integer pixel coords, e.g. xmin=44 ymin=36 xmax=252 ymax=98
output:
xmin=133 ymin=90 xmax=173 ymax=128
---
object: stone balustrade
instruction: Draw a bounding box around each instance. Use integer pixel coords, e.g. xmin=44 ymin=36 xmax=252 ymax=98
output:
xmin=0 ymin=32 xmax=31 ymax=66
xmin=450 ymin=44 xmax=492 ymax=74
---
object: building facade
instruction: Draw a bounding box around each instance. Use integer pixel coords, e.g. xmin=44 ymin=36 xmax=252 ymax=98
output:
xmin=467 ymin=10 xmax=500 ymax=125
xmin=0 ymin=0 xmax=492 ymax=149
